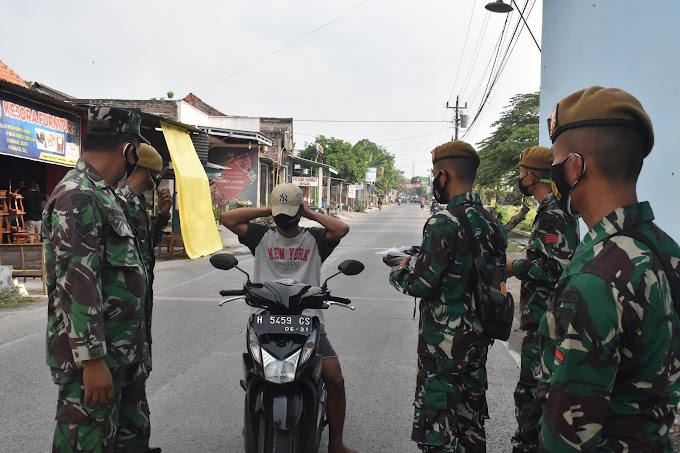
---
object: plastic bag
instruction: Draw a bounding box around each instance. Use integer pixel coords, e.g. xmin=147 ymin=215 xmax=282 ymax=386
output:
xmin=381 ymin=246 xmax=420 ymax=270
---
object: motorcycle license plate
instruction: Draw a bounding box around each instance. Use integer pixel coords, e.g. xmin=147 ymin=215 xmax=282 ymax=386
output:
xmin=254 ymin=314 xmax=314 ymax=334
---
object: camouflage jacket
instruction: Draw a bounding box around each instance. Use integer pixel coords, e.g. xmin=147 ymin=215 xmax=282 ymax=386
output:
xmin=115 ymin=185 xmax=169 ymax=273
xmin=43 ymin=159 xmax=149 ymax=370
xmin=539 ymin=202 xmax=680 ymax=452
xmin=512 ymin=194 xmax=579 ymax=329
xmin=389 ymin=192 xmax=508 ymax=368
xmin=115 ymin=185 xmax=169 ymax=367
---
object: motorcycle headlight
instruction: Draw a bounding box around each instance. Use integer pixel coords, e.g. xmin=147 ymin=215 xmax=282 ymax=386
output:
xmin=300 ymin=329 xmax=318 ymax=364
xmin=262 ymin=349 xmax=300 ymax=384
xmin=249 ymin=327 xmax=261 ymax=364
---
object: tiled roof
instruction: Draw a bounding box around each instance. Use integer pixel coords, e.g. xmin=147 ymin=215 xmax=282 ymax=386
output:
xmin=0 ymin=60 xmax=29 ymax=88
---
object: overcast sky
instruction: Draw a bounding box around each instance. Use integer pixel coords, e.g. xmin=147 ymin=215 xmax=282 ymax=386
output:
xmin=1 ymin=0 xmax=541 ymax=178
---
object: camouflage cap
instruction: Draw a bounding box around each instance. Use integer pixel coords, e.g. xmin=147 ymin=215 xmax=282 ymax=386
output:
xmin=548 ymin=86 xmax=654 ymax=156
xmin=520 ymin=146 xmax=553 ymax=171
xmin=431 ymin=140 xmax=480 ymax=168
xmin=136 ymin=143 xmax=163 ymax=172
xmin=86 ymin=106 xmax=151 ymax=144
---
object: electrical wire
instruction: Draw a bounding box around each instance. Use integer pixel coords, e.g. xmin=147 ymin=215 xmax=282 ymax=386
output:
xmin=295 ymin=119 xmax=447 ymax=123
xmin=461 ymin=0 xmax=536 ymax=140
xmin=446 ymin=0 xmax=478 ymax=102
xmin=196 ymin=0 xmax=372 ymax=92
xmin=438 ymin=0 xmax=479 ymax=144
xmin=459 ymin=12 xmax=491 ymax=99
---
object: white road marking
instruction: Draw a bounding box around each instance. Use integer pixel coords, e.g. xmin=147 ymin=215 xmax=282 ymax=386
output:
xmin=501 ymin=340 xmax=521 ymax=368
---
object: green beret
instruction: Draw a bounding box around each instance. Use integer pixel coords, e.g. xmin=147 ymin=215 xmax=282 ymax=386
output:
xmin=431 ymin=140 xmax=480 ymax=167
xmin=548 ymin=86 xmax=654 ymax=156
xmin=520 ymin=146 xmax=553 ymax=171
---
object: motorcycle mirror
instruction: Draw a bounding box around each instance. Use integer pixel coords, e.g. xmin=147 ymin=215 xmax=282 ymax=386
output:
xmin=210 ymin=253 xmax=239 ymax=271
xmin=338 ymin=260 xmax=365 ymax=276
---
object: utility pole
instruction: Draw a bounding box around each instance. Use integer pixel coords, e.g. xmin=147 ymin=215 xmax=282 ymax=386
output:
xmin=446 ymin=96 xmax=468 ymax=140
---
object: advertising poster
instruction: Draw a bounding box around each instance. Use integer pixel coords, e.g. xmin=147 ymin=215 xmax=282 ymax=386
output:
xmin=0 ymin=93 xmax=81 ymax=166
xmin=211 ymin=149 xmax=259 ymax=206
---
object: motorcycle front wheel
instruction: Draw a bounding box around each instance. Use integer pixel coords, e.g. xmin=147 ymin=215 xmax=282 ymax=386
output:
xmin=256 ymin=412 xmax=298 ymax=453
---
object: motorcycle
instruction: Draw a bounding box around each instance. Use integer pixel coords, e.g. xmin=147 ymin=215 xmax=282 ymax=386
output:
xmin=430 ymin=202 xmax=442 ymax=215
xmin=420 ymin=201 xmax=425 ymax=209
xmin=210 ymin=253 xmax=365 ymax=453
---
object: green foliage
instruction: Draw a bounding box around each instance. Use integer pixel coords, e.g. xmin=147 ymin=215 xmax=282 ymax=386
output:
xmin=496 ymin=205 xmax=536 ymax=232
xmin=301 ymin=136 xmax=401 ymax=193
xmin=0 ymin=287 xmax=34 ymax=309
xmin=475 ymin=92 xmax=540 ymax=198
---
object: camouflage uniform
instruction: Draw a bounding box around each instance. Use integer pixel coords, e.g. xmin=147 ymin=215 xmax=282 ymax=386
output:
xmin=44 ymin=158 xmax=151 ymax=453
xmin=390 ymin=192 xmax=507 ymax=453
xmin=116 ymin=184 xmax=170 ymax=374
xmin=510 ymin=194 xmax=579 ymax=453
xmin=538 ymin=202 xmax=680 ymax=452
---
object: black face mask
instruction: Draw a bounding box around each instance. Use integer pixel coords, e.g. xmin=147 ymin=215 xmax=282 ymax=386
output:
xmin=274 ymin=212 xmax=301 ymax=231
xmin=121 ymin=144 xmax=139 ymax=181
xmin=550 ymin=154 xmax=585 ymax=217
xmin=432 ymin=170 xmax=449 ymax=204
xmin=148 ymin=170 xmax=162 ymax=191
xmin=518 ymin=173 xmax=534 ymax=197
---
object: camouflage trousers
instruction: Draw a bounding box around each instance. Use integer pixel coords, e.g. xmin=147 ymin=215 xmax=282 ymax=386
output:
xmin=413 ymin=345 xmax=489 ymax=453
xmin=511 ymin=328 xmax=541 ymax=453
xmin=51 ymin=362 xmax=151 ymax=453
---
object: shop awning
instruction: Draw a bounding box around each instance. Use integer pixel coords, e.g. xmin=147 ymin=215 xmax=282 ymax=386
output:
xmin=161 ymin=121 xmax=222 ymax=259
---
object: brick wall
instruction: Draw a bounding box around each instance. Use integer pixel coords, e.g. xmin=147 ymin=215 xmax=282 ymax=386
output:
xmin=75 ymin=99 xmax=178 ymax=119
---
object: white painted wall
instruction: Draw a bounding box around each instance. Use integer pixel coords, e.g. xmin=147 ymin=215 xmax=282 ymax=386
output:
xmin=541 ymin=0 xmax=680 ymax=237
xmin=177 ymin=101 xmax=260 ymax=132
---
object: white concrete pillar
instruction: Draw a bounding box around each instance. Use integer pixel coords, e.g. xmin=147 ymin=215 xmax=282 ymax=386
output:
xmin=0 ymin=265 xmax=12 ymax=295
xmin=317 ymin=167 xmax=324 ymax=209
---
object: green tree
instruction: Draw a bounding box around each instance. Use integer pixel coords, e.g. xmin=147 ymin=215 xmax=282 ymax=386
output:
xmin=301 ymin=137 xmax=400 ymax=194
xmin=475 ymin=92 xmax=539 ymax=204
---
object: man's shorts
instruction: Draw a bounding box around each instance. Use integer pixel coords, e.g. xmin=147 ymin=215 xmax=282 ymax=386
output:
xmin=318 ymin=334 xmax=337 ymax=359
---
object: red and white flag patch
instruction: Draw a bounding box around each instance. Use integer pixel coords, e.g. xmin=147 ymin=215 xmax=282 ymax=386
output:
xmin=555 ymin=348 xmax=565 ymax=364
xmin=545 ymin=234 xmax=558 ymax=244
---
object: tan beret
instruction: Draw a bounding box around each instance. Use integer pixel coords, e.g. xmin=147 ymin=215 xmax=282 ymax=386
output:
xmin=548 ymin=86 xmax=654 ymax=156
xmin=431 ymin=140 xmax=480 ymax=167
xmin=520 ymin=146 xmax=553 ymax=170
xmin=137 ymin=143 xmax=163 ymax=172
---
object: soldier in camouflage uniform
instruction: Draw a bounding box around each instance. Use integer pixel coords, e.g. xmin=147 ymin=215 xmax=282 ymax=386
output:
xmin=538 ymin=87 xmax=680 ymax=451
xmin=507 ymin=146 xmax=579 ymax=453
xmin=389 ymin=141 xmax=507 ymax=453
xmin=116 ymin=143 xmax=172 ymax=376
xmin=44 ymin=106 xmax=159 ymax=453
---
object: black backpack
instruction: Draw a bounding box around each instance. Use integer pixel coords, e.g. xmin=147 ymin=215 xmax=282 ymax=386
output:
xmin=441 ymin=203 xmax=514 ymax=341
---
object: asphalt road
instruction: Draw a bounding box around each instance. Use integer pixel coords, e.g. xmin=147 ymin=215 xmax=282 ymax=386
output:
xmin=0 ymin=203 xmax=522 ymax=453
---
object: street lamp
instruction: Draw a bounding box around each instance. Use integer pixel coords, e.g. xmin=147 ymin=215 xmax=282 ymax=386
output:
xmin=485 ymin=0 xmax=541 ymax=52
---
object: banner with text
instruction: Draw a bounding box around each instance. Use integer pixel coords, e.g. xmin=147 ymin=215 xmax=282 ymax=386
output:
xmin=366 ymin=167 xmax=377 ymax=183
xmin=0 ymin=93 xmax=81 ymax=166
xmin=292 ymin=176 xmax=319 ymax=187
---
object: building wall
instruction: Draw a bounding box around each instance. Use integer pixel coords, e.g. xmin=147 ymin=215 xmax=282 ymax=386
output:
xmin=260 ymin=118 xmax=294 ymax=183
xmin=541 ymin=0 xmax=680 ymax=237
xmin=75 ymin=99 xmax=178 ymax=118
xmin=177 ymin=102 xmax=260 ymax=131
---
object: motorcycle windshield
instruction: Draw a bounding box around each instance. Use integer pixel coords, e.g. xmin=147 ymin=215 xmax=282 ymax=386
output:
xmin=247 ymin=280 xmax=326 ymax=313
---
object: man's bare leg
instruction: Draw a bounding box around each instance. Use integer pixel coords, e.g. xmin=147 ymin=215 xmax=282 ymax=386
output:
xmin=322 ymin=357 xmax=355 ymax=453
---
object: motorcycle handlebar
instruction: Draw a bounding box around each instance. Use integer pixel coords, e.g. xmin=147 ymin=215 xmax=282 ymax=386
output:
xmin=327 ymin=295 xmax=352 ymax=305
xmin=219 ymin=289 xmax=246 ymax=296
